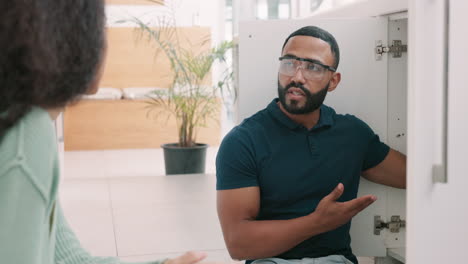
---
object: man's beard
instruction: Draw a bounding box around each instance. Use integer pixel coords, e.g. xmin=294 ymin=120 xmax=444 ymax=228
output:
xmin=277 ymin=80 xmax=329 ymax=114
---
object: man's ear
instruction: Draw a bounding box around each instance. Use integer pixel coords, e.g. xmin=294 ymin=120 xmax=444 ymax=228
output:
xmin=327 ymin=72 xmax=341 ymax=92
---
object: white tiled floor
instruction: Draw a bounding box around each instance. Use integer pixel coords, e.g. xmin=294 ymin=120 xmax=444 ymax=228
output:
xmin=60 ymin=149 xmax=375 ymax=264
xmin=60 ymin=173 xmax=233 ymax=263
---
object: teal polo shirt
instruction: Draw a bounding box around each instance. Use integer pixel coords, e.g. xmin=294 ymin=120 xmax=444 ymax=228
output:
xmin=216 ymin=98 xmax=390 ymax=264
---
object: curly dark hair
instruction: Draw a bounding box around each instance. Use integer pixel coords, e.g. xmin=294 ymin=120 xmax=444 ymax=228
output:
xmin=0 ymin=0 xmax=106 ymax=139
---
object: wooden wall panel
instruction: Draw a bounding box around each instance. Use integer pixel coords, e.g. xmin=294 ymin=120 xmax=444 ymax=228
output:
xmin=64 ymin=100 xmax=221 ymax=150
xmin=64 ymin=26 xmax=219 ymax=151
xmin=100 ymin=27 xmax=211 ymax=89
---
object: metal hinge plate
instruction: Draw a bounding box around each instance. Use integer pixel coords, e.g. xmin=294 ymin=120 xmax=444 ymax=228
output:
xmin=374 ymin=215 xmax=406 ymax=235
xmin=375 ymin=40 xmax=408 ymax=60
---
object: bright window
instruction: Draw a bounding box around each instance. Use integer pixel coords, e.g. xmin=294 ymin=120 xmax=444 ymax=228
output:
xmin=256 ymin=0 xmax=291 ymax=20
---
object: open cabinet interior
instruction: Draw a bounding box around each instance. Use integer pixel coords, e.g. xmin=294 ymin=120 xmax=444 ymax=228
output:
xmin=238 ymin=13 xmax=408 ymax=263
xmin=379 ymin=17 xmax=407 ymax=263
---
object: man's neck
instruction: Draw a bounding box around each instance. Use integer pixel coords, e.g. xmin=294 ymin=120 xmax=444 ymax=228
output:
xmin=278 ymin=102 xmax=321 ymax=130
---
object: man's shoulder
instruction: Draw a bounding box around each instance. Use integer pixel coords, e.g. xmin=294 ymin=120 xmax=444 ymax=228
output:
xmin=220 ymin=108 xmax=273 ymax=154
xmin=325 ymin=106 xmax=370 ymax=130
xmin=233 ymin=108 xmax=272 ymax=134
xmin=326 ymin=107 xmax=380 ymax=142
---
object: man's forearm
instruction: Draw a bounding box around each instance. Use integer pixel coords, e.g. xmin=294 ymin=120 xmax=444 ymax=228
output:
xmin=362 ymin=149 xmax=407 ymax=189
xmin=223 ymin=213 xmax=324 ymax=260
xmin=220 ymin=184 xmax=377 ymax=260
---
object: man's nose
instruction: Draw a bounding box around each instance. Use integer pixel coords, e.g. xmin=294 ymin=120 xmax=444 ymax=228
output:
xmin=291 ymin=65 xmax=307 ymax=83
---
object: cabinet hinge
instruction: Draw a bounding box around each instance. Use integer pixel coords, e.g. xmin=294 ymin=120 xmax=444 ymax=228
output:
xmin=375 ymin=40 xmax=408 ymax=60
xmin=374 ymin=215 xmax=406 ymax=235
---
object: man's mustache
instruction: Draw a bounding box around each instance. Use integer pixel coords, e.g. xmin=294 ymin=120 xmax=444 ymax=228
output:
xmin=285 ymin=82 xmax=308 ymax=93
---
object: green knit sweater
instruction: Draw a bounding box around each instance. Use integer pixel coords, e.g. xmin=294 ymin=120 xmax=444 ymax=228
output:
xmin=0 ymin=107 xmax=164 ymax=264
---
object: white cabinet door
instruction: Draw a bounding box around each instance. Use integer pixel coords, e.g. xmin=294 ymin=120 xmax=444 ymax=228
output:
xmin=238 ymin=17 xmax=394 ymax=257
xmin=407 ymin=0 xmax=468 ymax=262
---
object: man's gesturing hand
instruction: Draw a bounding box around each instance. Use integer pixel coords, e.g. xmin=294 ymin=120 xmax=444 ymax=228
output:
xmin=165 ymin=251 xmax=232 ymax=264
xmin=165 ymin=251 xmax=207 ymax=264
xmin=313 ymin=183 xmax=377 ymax=232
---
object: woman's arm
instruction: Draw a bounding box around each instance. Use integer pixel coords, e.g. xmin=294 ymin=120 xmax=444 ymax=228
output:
xmin=55 ymin=204 xmax=165 ymax=264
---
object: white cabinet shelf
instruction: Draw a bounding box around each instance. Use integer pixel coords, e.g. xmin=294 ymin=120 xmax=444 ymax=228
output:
xmin=388 ymin=248 xmax=405 ymax=263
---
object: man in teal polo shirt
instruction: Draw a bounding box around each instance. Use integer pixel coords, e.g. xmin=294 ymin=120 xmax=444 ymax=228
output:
xmin=215 ymin=26 xmax=406 ymax=264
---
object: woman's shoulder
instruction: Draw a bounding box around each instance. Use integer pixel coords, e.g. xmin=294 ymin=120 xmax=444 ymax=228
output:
xmin=0 ymin=107 xmax=59 ymax=200
xmin=22 ymin=106 xmax=57 ymax=154
xmin=7 ymin=107 xmax=56 ymax=156
xmin=1 ymin=107 xmax=51 ymax=161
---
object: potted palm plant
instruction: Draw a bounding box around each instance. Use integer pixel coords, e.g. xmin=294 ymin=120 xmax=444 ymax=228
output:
xmin=125 ymin=9 xmax=235 ymax=175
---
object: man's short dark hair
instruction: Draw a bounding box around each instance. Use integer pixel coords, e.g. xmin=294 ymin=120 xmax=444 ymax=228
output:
xmin=282 ymin=26 xmax=340 ymax=69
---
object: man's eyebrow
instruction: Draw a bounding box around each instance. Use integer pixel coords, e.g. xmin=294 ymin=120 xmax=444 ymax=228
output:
xmin=281 ymin=54 xmax=324 ymax=65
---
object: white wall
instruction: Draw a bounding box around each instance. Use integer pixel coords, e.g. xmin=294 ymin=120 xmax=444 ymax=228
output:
xmin=105 ymin=0 xmax=226 ymax=45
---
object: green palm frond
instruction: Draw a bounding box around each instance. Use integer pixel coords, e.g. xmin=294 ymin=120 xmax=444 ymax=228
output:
xmin=122 ymin=7 xmax=235 ymax=147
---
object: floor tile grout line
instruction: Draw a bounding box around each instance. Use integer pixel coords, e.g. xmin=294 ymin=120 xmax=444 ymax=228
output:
xmin=106 ymin=177 xmax=120 ymax=257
